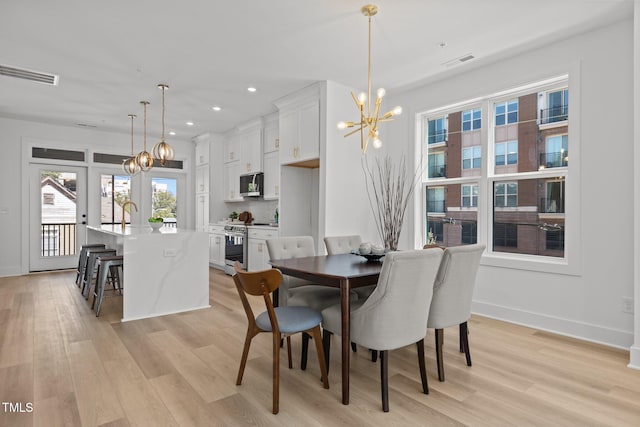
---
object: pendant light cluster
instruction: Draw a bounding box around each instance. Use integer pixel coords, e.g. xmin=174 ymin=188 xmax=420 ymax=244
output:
xmin=122 ymin=83 xmax=175 ymax=175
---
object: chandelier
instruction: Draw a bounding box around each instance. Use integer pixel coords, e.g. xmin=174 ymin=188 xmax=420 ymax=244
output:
xmin=337 ymin=4 xmax=402 ymax=154
xmin=153 ymin=83 xmax=175 ymax=166
xmin=136 ymin=100 xmax=153 ymax=171
xmin=122 ymin=114 xmax=140 ymax=175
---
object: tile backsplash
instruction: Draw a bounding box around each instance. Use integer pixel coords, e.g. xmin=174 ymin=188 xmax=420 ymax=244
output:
xmin=223 ymin=199 xmax=278 ymax=223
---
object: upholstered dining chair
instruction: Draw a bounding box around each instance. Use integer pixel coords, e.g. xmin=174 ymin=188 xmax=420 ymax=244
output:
xmin=266 ymin=236 xmax=358 ymax=368
xmin=324 ymin=235 xmax=375 ymax=300
xmin=232 ymin=262 xmax=329 ymax=414
xmin=427 ymin=244 xmax=485 ymax=382
xmin=321 ymin=248 xmax=444 ymax=412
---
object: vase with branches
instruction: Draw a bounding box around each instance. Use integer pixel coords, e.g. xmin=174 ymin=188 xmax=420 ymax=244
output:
xmin=363 ymin=154 xmax=421 ymax=251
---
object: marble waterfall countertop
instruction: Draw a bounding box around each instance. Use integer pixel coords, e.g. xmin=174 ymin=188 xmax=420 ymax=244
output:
xmin=88 ymin=224 xmax=192 ymax=236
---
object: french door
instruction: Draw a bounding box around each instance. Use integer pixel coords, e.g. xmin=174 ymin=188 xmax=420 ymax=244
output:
xmin=29 ymin=164 xmax=87 ymax=271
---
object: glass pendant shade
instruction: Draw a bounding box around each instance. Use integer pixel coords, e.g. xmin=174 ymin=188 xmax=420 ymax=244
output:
xmin=136 ymin=100 xmax=153 ymax=171
xmin=153 ymin=83 xmax=175 ymax=166
xmin=123 ymin=113 xmax=140 ymax=175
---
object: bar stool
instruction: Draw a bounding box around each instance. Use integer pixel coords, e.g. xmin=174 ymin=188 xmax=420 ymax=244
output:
xmin=81 ymin=248 xmax=116 ymax=299
xmin=92 ymin=255 xmax=124 ymax=317
xmin=75 ymin=243 xmax=105 ymax=286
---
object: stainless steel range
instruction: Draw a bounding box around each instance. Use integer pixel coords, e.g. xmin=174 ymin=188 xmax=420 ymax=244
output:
xmin=224 ymin=224 xmax=247 ymax=275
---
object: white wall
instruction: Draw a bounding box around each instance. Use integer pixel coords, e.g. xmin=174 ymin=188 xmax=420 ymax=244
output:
xmin=386 ymin=18 xmax=635 ymax=348
xmin=0 ymin=116 xmax=194 ymax=277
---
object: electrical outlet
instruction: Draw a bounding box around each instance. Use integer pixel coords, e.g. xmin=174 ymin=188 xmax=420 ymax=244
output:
xmin=163 ymin=248 xmax=177 ymax=257
xmin=622 ymin=297 xmax=634 ymax=314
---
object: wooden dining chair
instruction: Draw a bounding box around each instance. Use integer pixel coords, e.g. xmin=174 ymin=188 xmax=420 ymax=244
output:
xmin=427 ymin=244 xmax=485 ymax=381
xmin=232 ymin=262 xmax=329 ymax=414
xmin=320 ymin=249 xmax=444 ymax=412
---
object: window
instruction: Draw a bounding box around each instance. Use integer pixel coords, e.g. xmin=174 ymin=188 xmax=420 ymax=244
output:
xmin=427 ymin=221 xmax=443 ymax=245
xmin=543 ymin=134 xmax=568 ymax=168
xmin=545 ymin=89 xmax=569 ymax=123
xmin=427 ymin=116 xmax=447 ymax=144
xmin=428 ymin=152 xmax=446 ymax=178
xmin=495 ymin=99 xmax=518 ymax=126
xmin=462 ymin=184 xmax=478 ymax=207
xmin=151 ymin=177 xmax=178 ymax=225
xmin=462 ymin=146 xmax=481 ymax=169
xmin=462 ymin=108 xmax=481 ymax=131
xmin=426 ymin=187 xmax=445 ymax=213
xmin=101 ymin=175 xmax=131 ymax=225
xmin=493 ymin=223 xmax=517 ymax=248
xmin=43 ymin=193 xmax=55 ymax=205
xmin=495 ymin=141 xmax=518 ymax=166
xmin=494 ymin=182 xmax=517 ymax=207
xmin=420 ymin=77 xmax=570 ymax=263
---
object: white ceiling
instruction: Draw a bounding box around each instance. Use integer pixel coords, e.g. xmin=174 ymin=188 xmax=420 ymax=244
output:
xmin=0 ymin=0 xmax=632 ymax=142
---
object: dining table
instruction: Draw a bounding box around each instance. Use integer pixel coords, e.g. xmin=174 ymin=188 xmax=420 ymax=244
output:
xmin=269 ymin=253 xmax=382 ymax=405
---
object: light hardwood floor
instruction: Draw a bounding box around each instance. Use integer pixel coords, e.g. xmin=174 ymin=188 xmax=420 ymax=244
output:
xmin=1 ymin=268 xmax=639 ymax=426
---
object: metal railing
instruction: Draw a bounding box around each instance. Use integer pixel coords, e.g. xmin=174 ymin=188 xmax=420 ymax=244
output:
xmin=540 ymin=105 xmax=568 ymax=124
xmin=539 ymin=151 xmax=568 ymax=168
xmin=41 ymin=223 xmax=76 ymax=256
xmin=428 ymin=164 xmax=447 ymax=178
xmin=426 ymin=200 xmax=445 ymax=213
xmin=427 ymin=129 xmax=447 ymax=144
xmin=539 ymin=197 xmax=565 ymax=214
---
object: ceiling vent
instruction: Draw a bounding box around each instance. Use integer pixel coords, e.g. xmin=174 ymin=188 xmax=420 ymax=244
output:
xmin=442 ymin=53 xmax=475 ymax=68
xmin=0 ymin=64 xmax=59 ymax=85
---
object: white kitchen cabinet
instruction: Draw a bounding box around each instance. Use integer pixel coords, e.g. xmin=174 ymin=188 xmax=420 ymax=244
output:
xmin=263 ymin=151 xmax=279 ymax=200
xmin=195 ymin=194 xmax=209 ymax=232
xmin=263 ymin=118 xmax=279 ymax=153
xmin=195 ymin=164 xmax=209 ymax=194
xmin=195 ymin=140 xmax=210 ymax=165
xmin=224 ymin=161 xmax=243 ymax=202
xmin=247 ymin=227 xmax=279 ymax=272
xmin=278 ymin=99 xmax=319 ymax=165
xmin=224 ymin=134 xmax=240 ymax=163
xmin=240 ymin=127 xmax=262 ymax=174
xmin=209 ymin=225 xmax=225 ymax=268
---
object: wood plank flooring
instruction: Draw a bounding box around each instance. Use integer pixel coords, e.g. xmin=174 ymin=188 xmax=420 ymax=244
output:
xmin=1 ymin=268 xmax=639 ymax=426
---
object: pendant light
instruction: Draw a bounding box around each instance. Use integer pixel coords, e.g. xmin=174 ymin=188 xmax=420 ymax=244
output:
xmin=136 ymin=100 xmax=154 ymax=171
xmin=152 ymin=83 xmax=175 ymax=166
xmin=122 ymin=114 xmax=140 ymax=175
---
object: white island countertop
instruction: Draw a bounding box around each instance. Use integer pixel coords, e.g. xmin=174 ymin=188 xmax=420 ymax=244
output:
xmin=88 ymin=224 xmax=193 ymax=236
xmin=87 ymin=224 xmax=210 ymax=322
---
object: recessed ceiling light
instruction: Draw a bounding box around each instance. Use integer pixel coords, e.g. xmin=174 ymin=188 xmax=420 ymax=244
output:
xmin=186 ymin=121 xmax=194 ymax=126
xmin=169 ymin=131 xmax=176 ymax=136
xmin=247 ymin=87 xmax=257 ymax=93
xmin=212 ymin=106 xmax=222 ymax=111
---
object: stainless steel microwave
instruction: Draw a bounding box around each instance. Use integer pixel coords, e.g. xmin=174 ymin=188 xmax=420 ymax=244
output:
xmin=239 ymin=172 xmax=264 ymax=197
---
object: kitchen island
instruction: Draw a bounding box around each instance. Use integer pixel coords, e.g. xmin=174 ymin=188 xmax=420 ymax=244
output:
xmin=87 ymin=225 xmax=210 ymax=321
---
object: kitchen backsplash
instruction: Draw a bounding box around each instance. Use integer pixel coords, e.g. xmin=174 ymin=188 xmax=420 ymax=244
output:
xmin=222 ymin=199 xmax=278 ymax=223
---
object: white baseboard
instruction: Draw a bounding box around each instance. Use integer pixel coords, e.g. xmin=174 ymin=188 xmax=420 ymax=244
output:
xmin=472 ymin=300 xmax=633 ymax=350
xmin=629 ymin=345 xmax=640 ymax=369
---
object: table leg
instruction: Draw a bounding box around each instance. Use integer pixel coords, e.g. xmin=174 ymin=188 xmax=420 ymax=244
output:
xmin=340 ymin=278 xmax=350 ymax=405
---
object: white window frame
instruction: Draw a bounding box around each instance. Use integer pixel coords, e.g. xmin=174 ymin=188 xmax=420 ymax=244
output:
xmin=461 ymin=184 xmax=478 ymax=208
xmin=495 ymin=140 xmax=518 ymax=166
xmin=462 ymin=145 xmax=481 ymax=170
xmin=416 ymin=73 xmax=580 ymax=276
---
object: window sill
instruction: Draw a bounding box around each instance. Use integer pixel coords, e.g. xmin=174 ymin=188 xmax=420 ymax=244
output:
xmin=480 ymin=251 xmax=579 ymax=277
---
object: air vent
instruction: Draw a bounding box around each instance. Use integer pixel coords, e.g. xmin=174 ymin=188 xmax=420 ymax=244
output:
xmin=0 ymin=64 xmax=59 ymax=85
xmin=442 ymin=53 xmax=475 ymax=68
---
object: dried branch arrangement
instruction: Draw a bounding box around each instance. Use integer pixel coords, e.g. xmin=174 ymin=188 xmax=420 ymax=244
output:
xmin=363 ymin=154 xmax=420 ymax=251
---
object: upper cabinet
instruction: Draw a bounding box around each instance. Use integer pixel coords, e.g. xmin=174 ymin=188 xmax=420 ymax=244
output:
xmin=263 ymin=113 xmax=280 ymax=153
xmin=240 ymin=125 xmax=262 ymax=174
xmin=275 ymin=86 xmax=320 ymax=166
xmin=224 ymin=134 xmax=240 ymax=163
xmin=195 ymin=139 xmax=210 ymax=166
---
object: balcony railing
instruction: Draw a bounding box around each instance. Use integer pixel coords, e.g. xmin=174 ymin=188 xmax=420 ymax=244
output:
xmin=540 ymin=105 xmax=568 ymax=124
xmin=427 ymin=129 xmax=447 ymax=145
xmin=539 ymin=151 xmax=568 ymax=168
xmin=428 ymin=164 xmax=447 ymax=178
xmin=41 ymin=223 xmax=76 ymax=256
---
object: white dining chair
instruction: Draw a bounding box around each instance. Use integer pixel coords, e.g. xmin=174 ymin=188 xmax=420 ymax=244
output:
xmin=324 ymin=235 xmax=375 ymax=300
xmin=427 ymin=244 xmax=485 ymax=381
xmin=320 ymin=248 xmax=444 ymax=412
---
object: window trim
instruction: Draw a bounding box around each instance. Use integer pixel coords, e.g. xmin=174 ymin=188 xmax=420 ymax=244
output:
xmin=415 ymin=72 xmax=581 ymax=276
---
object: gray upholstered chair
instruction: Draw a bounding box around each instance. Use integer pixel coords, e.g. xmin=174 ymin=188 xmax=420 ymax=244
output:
xmin=427 ymin=244 xmax=485 ymax=382
xmin=323 ymin=235 xmax=376 ymax=300
xmin=321 ymin=248 xmax=444 ymax=412
xmin=266 ymin=236 xmax=357 ymax=368
xmin=232 ymin=263 xmax=329 ymax=414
